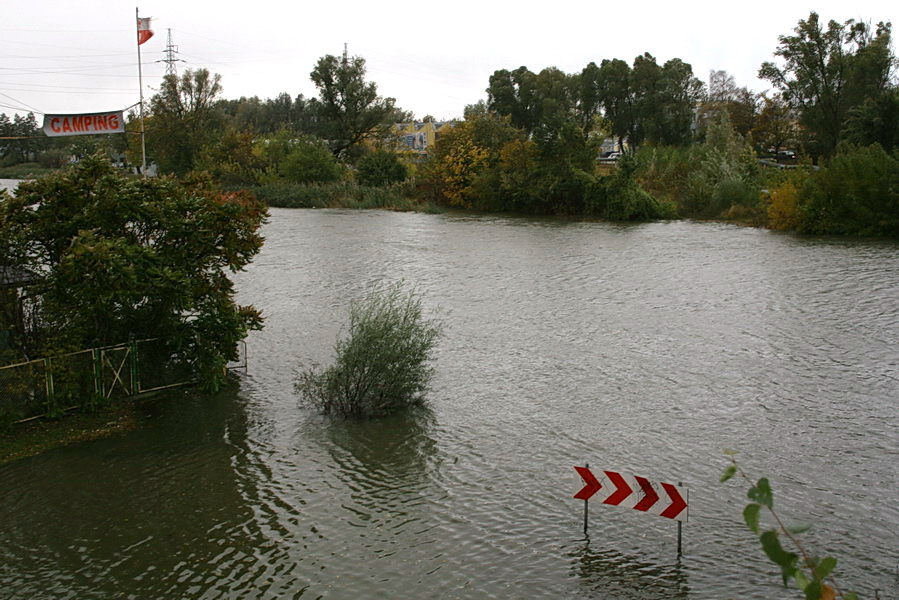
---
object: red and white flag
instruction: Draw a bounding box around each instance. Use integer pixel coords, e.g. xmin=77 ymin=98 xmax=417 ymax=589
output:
xmin=137 ymin=17 xmax=153 ymax=45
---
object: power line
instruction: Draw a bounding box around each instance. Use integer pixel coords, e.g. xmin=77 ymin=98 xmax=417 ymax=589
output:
xmin=0 ymin=91 xmax=43 ymax=115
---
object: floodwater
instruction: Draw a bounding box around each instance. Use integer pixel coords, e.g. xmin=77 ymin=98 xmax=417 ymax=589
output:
xmin=1 ymin=208 xmax=897 ymax=599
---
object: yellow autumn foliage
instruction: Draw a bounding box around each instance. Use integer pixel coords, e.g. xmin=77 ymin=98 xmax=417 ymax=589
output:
xmin=767 ymin=180 xmax=801 ymax=231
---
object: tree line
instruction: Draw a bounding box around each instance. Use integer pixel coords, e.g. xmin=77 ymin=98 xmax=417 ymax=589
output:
xmin=2 ymin=11 xmax=897 ymax=236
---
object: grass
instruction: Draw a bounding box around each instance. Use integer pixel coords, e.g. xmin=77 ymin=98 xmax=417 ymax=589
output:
xmin=0 ymin=163 xmax=56 ymax=180
xmin=0 ymin=400 xmax=140 ymax=466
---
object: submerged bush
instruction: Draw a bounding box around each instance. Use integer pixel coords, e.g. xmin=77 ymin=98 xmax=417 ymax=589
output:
xmin=296 ymin=282 xmax=443 ymax=418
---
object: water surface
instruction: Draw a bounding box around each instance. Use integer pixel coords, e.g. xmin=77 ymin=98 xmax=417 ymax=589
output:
xmin=1 ymin=209 xmax=897 ymax=599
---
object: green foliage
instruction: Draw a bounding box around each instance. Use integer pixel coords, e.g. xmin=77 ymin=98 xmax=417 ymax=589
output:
xmin=636 ymin=111 xmax=761 ymax=220
xmin=759 ymin=12 xmax=895 ymax=158
xmin=249 ymin=181 xmax=417 ymax=211
xmin=843 ymin=88 xmax=899 ymax=152
xmin=797 ymin=143 xmax=899 ymax=236
xmin=722 ymin=455 xmax=857 ymax=600
xmin=146 ymin=68 xmax=225 ymax=175
xmin=194 ymin=127 xmax=263 ymax=186
xmin=309 ymin=52 xmax=408 ymax=159
xmin=585 ymin=167 xmax=673 ymax=222
xmin=277 ymin=141 xmax=342 ymax=184
xmin=296 ymin=282 xmax=442 ymax=418
xmin=0 ymin=155 xmax=267 ymax=392
xmin=356 ymin=150 xmax=409 ymax=186
xmin=253 ymin=130 xmax=344 ymax=185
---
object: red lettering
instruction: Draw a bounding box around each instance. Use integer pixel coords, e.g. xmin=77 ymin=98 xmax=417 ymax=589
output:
xmin=51 ymin=117 xmax=61 ymax=133
xmin=109 ymin=114 xmax=120 ymax=130
xmin=62 ymin=118 xmax=72 ymax=133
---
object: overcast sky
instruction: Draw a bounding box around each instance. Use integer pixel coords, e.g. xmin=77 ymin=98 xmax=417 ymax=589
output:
xmin=2 ymin=1 xmax=895 ymax=122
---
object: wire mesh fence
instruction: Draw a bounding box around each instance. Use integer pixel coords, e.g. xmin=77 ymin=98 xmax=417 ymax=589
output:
xmin=0 ymin=339 xmax=246 ymax=426
xmin=0 ymin=358 xmax=47 ymax=424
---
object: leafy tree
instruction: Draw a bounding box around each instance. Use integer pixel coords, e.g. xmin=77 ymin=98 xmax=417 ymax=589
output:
xmin=277 ymin=139 xmax=342 ymax=184
xmin=595 ymin=58 xmax=637 ymax=151
xmin=310 ymin=51 xmax=407 ymax=160
xmin=760 ymin=12 xmax=895 ymax=157
xmin=698 ymin=70 xmax=760 ymax=139
xmin=253 ymin=129 xmax=342 ymax=184
xmin=487 ymin=66 xmax=542 ymax=134
xmin=146 ymin=68 xmax=225 ymax=175
xmin=0 ymin=155 xmax=267 ymax=390
xmin=356 ymin=150 xmax=408 ymax=187
xmin=419 ymin=119 xmax=491 ymax=208
xmin=632 ymin=54 xmax=704 ymax=147
xmin=842 ymin=88 xmax=899 ymax=151
xmin=194 ymin=127 xmax=262 ymax=185
xmin=752 ymin=94 xmax=800 ymax=156
xmin=0 ymin=112 xmax=42 ymax=166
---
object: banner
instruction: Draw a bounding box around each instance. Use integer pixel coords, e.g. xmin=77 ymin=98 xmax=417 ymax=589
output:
xmin=137 ymin=16 xmax=153 ymax=45
xmin=42 ymin=111 xmax=125 ymax=137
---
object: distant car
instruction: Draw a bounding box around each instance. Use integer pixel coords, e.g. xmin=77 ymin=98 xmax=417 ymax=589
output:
xmin=777 ymin=150 xmax=796 ymax=160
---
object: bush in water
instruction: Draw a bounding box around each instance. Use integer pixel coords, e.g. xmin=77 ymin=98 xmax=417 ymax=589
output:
xmin=296 ymin=282 xmax=442 ymax=418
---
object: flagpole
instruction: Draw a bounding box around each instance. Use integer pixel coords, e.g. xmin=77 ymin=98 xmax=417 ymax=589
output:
xmin=136 ymin=6 xmax=147 ymax=176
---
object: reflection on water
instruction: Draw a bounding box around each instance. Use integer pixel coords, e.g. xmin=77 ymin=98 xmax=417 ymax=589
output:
xmin=1 ymin=209 xmax=898 ymax=599
xmin=569 ymin=541 xmax=690 ymax=600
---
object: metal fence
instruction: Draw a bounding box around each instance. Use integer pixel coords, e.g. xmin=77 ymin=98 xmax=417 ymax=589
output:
xmin=0 ymin=338 xmax=247 ymax=424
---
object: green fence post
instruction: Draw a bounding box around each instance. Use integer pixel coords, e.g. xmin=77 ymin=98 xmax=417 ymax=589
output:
xmin=92 ymin=348 xmax=102 ymax=400
xmin=44 ymin=357 xmax=56 ymax=417
xmin=130 ymin=337 xmax=138 ymax=396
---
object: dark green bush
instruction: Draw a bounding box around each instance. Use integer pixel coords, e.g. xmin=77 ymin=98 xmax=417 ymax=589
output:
xmin=585 ymin=173 xmax=673 ymax=221
xmin=356 ymin=150 xmax=409 ymax=187
xmin=798 ymin=144 xmax=899 ymax=236
xmin=296 ymin=282 xmax=442 ymax=418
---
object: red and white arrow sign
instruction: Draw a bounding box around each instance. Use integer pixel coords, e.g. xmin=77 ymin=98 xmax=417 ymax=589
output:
xmin=573 ymin=467 xmax=688 ymax=522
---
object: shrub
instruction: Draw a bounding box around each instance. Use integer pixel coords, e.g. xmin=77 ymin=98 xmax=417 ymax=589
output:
xmin=356 ymin=150 xmax=409 ymax=187
xmin=585 ymin=171 xmax=673 ymax=221
xmin=767 ymin=180 xmax=802 ymax=231
xmin=296 ymin=282 xmax=442 ymax=418
xmin=797 ymin=144 xmax=899 ymax=237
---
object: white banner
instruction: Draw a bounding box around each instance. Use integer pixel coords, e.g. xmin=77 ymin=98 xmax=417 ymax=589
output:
xmin=42 ymin=111 xmax=125 ymax=137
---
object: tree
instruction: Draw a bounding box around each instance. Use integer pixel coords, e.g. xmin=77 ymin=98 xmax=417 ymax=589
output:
xmin=310 ymin=51 xmax=406 ymax=160
xmin=699 ymin=70 xmax=760 ymax=139
xmin=0 ymin=155 xmax=267 ymax=390
xmin=595 ymin=58 xmax=637 ymax=151
xmin=633 ymin=55 xmax=704 ymax=147
xmin=487 ymin=66 xmax=542 ymax=134
xmin=356 ymin=150 xmax=408 ymax=187
xmin=146 ymin=68 xmax=224 ymax=175
xmin=752 ymin=94 xmax=800 ymax=156
xmin=253 ymin=129 xmax=342 ymax=184
xmin=842 ymin=87 xmax=899 ymax=151
xmin=0 ymin=112 xmax=42 ymax=165
xmin=760 ymin=12 xmax=895 ymax=157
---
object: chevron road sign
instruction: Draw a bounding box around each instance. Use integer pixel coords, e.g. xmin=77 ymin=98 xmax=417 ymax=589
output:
xmin=573 ymin=467 xmax=689 ymax=522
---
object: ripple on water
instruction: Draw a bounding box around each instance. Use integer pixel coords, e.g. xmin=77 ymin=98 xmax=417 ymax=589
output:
xmin=1 ymin=210 xmax=897 ymax=599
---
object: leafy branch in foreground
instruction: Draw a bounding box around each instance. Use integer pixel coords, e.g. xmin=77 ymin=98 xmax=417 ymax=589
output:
xmin=295 ymin=282 xmax=442 ymax=418
xmin=721 ymin=453 xmax=857 ymax=600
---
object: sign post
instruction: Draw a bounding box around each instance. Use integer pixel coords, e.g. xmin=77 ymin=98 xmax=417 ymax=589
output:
xmin=573 ymin=466 xmax=689 ymax=552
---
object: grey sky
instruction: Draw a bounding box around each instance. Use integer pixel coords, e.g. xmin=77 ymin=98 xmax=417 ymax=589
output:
xmin=2 ymin=1 xmax=895 ymax=121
